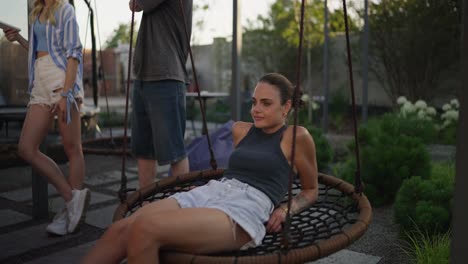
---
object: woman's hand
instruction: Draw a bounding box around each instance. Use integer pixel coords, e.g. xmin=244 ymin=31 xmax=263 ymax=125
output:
xmin=51 ymin=97 xmax=67 ymax=123
xmin=128 ymin=0 xmax=143 ymax=12
xmin=266 ymin=207 xmax=288 ymax=233
xmin=3 ymin=28 xmax=20 ymax=42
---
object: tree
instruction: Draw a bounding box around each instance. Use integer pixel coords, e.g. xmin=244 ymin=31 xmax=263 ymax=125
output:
xmin=242 ymin=0 xmax=359 ymax=83
xmin=104 ymin=22 xmax=138 ymax=49
xmin=368 ymin=0 xmax=461 ymax=104
xmin=104 ymin=1 xmax=209 ymax=48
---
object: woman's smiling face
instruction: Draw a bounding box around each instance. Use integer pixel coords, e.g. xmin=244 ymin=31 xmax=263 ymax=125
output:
xmin=251 ymin=81 xmax=291 ymax=133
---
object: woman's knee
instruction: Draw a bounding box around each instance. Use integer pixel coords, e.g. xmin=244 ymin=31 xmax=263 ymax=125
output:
xmin=17 ymin=142 xmax=36 ymax=162
xmin=62 ymin=140 xmax=83 ymax=158
xmin=127 ymin=216 xmax=162 ymax=251
xmin=105 ymin=220 xmax=130 ymax=239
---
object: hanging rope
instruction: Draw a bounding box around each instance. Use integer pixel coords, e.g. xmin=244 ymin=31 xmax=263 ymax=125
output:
xmin=341 ymin=0 xmax=363 ymax=194
xmin=82 ymin=10 xmax=90 ymax=66
xmin=118 ymin=1 xmax=137 ymax=203
xmin=282 ymin=0 xmax=306 ymax=250
xmin=177 ymin=0 xmax=218 ymax=170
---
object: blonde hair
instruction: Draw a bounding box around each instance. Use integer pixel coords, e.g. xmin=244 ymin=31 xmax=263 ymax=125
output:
xmin=30 ymin=0 xmax=64 ymax=25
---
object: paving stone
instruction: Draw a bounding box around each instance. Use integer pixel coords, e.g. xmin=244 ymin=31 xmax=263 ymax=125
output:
xmin=105 ymin=180 xmax=139 ymax=192
xmin=311 ymin=249 xmax=381 ymax=264
xmin=85 ymin=170 xmax=137 ymax=186
xmin=0 ymin=223 xmax=80 ymax=260
xmin=125 ymin=166 xmax=138 ymax=174
xmin=26 ymin=191 xmax=116 ymax=214
xmin=24 ymin=241 xmax=96 ymax=264
xmin=0 ymin=209 xmax=31 ymax=227
xmin=0 ymin=166 xmax=32 ymax=192
xmin=85 ymin=204 xmax=119 ymax=229
xmin=0 ymin=184 xmax=58 ymax=202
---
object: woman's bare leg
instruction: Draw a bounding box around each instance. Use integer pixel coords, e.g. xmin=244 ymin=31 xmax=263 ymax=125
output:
xmin=126 ymin=205 xmax=251 ymax=264
xmin=57 ymin=104 xmax=84 ymax=190
xmin=18 ymin=105 xmax=72 ymax=201
xmin=81 ymin=198 xmax=181 ymax=264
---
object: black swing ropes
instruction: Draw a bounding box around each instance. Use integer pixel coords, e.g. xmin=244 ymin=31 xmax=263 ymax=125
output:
xmin=109 ymin=0 xmax=372 ymax=263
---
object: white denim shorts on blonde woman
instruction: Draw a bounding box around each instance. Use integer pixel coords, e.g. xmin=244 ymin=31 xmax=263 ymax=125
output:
xmin=170 ymin=178 xmax=274 ymax=248
xmin=29 ymin=55 xmax=83 ymax=107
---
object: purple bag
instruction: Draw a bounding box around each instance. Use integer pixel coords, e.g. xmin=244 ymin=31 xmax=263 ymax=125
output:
xmin=186 ymin=120 xmax=234 ymax=171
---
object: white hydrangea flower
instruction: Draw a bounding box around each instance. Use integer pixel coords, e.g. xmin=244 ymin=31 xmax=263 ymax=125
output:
xmin=402 ymin=101 xmax=416 ymax=114
xmin=414 ymin=100 xmax=427 ymax=109
xmin=442 ymin=103 xmax=452 ymax=111
xmin=417 ymin=110 xmax=426 ymax=120
xmin=443 ymin=119 xmax=452 ymax=128
xmin=426 ymin=107 xmax=437 ymax=116
xmin=396 ymin=96 xmax=407 ymax=105
xmin=311 ymin=101 xmax=319 ymax=110
xmin=445 ymin=110 xmax=459 ymax=121
xmin=301 ymin=94 xmax=310 ymax=102
xmin=450 ymin=98 xmax=459 ymax=109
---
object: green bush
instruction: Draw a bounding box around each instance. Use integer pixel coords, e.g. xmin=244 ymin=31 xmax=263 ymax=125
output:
xmin=306 ymin=126 xmax=333 ymax=172
xmin=380 ymin=113 xmax=437 ymax=144
xmin=205 ymin=100 xmax=231 ymax=124
xmin=340 ymin=113 xmax=431 ymax=206
xmin=438 ymin=123 xmax=457 ymax=145
xmin=394 ymin=162 xmax=455 ymax=235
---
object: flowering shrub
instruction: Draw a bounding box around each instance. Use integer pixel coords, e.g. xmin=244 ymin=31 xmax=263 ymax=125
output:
xmin=396 ymin=96 xmax=458 ymax=145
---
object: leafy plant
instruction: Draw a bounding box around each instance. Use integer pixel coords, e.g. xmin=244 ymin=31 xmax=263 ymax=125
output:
xmin=306 ymin=126 xmax=333 ymax=172
xmin=401 ymin=227 xmax=451 ymax=264
xmin=394 ymin=162 xmax=455 ymax=234
xmin=340 ymin=113 xmax=431 ymax=206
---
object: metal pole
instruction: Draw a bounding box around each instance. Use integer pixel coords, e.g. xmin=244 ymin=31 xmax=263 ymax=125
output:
xmin=450 ymin=0 xmax=468 ymax=261
xmin=322 ymin=0 xmax=329 ymax=132
xmin=83 ymin=0 xmax=98 ymax=107
xmin=361 ymin=0 xmax=369 ymax=123
xmin=231 ymin=0 xmax=242 ymax=121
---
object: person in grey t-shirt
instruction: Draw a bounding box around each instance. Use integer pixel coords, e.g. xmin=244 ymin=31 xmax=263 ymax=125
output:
xmin=128 ymin=0 xmax=192 ymax=189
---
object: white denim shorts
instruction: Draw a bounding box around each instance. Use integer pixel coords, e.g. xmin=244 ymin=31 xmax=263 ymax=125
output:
xmin=29 ymin=55 xmax=83 ymax=107
xmin=170 ymin=178 xmax=274 ymax=248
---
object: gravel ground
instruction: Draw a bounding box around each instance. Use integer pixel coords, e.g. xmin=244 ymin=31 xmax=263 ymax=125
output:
xmin=349 ymin=205 xmax=412 ymax=264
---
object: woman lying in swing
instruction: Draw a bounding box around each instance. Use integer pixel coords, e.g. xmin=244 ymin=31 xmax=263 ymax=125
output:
xmin=82 ymin=73 xmax=319 ymax=264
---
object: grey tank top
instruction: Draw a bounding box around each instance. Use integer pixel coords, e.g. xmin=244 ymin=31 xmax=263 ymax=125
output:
xmin=224 ymin=125 xmax=292 ymax=206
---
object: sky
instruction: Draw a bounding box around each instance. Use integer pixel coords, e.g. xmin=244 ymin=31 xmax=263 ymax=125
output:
xmin=73 ymin=0 xmax=276 ymax=47
xmin=0 ymin=0 xmax=347 ymax=46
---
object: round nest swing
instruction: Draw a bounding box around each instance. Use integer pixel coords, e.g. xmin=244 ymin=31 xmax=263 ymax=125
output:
xmin=113 ymin=169 xmax=371 ymax=263
xmin=81 ymin=135 xmax=131 ymax=156
xmin=111 ymin=0 xmax=372 ymax=263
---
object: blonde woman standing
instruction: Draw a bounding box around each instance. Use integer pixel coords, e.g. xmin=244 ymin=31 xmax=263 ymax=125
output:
xmin=2 ymin=0 xmax=89 ymax=235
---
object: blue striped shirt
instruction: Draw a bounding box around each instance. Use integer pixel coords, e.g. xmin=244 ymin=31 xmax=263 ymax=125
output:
xmin=27 ymin=2 xmax=83 ymax=95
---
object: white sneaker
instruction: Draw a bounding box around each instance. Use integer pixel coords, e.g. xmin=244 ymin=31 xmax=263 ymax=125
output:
xmin=46 ymin=207 xmax=68 ymax=236
xmin=67 ymin=188 xmax=90 ymax=233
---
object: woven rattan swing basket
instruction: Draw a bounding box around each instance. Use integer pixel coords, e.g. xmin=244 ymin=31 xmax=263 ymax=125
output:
xmin=113 ymin=169 xmax=371 ymax=263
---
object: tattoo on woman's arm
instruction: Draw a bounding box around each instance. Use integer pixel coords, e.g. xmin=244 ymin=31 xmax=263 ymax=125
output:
xmin=291 ymin=193 xmax=310 ymax=215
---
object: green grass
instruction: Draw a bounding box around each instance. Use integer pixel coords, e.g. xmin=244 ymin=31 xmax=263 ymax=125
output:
xmin=402 ymin=227 xmax=451 ymax=264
